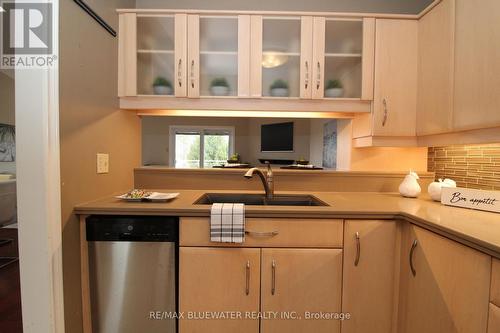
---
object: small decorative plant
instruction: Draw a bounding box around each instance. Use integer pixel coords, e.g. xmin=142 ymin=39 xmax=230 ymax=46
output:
xmin=325 ymin=79 xmax=343 ymax=90
xmin=210 ymin=77 xmax=229 ymax=88
xmin=324 ymin=79 xmax=344 ymax=98
xmin=153 ymin=76 xmax=171 ymax=88
xmin=152 ymin=76 xmax=172 ymax=95
xmin=210 ymin=77 xmax=230 ymax=96
xmin=270 ymin=79 xmax=289 ymax=90
xmin=227 ymin=153 xmax=241 ymax=163
xmin=270 ymin=79 xmax=289 ymax=97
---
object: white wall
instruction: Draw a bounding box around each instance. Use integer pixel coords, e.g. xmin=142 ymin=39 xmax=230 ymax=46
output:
xmin=135 ymin=0 xmax=432 ymax=14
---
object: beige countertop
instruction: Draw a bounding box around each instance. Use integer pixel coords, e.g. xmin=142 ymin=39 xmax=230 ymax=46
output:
xmin=75 ymin=190 xmax=500 ymax=258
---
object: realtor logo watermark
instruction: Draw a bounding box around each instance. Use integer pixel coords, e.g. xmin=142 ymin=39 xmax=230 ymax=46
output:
xmin=1 ymin=1 xmax=56 ymax=68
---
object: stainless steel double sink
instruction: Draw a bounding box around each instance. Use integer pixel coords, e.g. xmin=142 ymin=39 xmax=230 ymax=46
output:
xmin=194 ymin=193 xmax=329 ymax=206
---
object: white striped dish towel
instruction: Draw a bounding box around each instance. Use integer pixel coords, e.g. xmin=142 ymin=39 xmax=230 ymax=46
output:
xmin=210 ymin=203 xmax=245 ymax=243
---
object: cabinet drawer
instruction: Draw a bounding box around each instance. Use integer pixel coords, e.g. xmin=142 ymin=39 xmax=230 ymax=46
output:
xmin=492 ymin=259 xmax=500 ymax=306
xmin=180 ymin=217 xmax=343 ymax=248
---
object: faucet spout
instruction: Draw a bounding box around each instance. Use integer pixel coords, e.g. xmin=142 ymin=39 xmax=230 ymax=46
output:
xmin=244 ymin=162 xmax=274 ymax=199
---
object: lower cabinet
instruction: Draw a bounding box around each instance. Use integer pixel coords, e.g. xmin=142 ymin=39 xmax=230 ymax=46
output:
xmin=489 ymin=303 xmax=500 ymax=333
xmin=401 ymin=225 xmax=491 ymax=333
xmin=179 ymin=247 xmax=261 ymax=333
xmin=260 ymin=249 xmax=343 ymax=333
xmin=179 ymin=247 xmax=342 ymax=333
xmin=342 ymin=220 xmax=399 ymax=333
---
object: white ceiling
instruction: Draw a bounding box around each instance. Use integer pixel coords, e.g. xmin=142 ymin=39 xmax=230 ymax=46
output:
xmin=135 ymin=0 xmax=434 ymax=14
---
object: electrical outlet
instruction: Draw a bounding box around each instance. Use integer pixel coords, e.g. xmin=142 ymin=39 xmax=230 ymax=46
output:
xmin=96 ymin=153 xmax=109 ymax=174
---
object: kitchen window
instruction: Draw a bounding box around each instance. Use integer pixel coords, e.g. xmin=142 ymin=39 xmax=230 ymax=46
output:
xmin=169 ymin=126 xmax=234 ymax=168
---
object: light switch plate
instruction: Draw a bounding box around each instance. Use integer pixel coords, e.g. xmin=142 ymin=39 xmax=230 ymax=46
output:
xmin=96 ymin=153 xmax=109 ymax=174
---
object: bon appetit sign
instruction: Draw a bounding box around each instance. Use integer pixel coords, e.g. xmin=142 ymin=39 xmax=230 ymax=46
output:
xmin=441 ymin=187 xmax=499 ymax=214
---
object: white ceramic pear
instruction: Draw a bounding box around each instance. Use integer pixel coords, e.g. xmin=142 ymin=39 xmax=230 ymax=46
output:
xmin=428 ymin=178 xmax=457 ymax=201
xmin=399 ymin=171 xmax=421 ymax=198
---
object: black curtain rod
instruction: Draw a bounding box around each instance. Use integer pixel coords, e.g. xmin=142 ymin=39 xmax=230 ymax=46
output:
xmin=73 ymin=0 xmax=117 ymax=37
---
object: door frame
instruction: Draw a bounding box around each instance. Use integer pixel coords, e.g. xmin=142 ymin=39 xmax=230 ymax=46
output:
xmin=14 ymin=0 xmax=65 ymax=331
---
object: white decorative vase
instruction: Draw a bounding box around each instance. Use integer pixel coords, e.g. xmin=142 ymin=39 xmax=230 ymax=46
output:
xmin=153 ymin=85 xmax=172 ymax=95
xmin=325 ymin=88 xmax=344 ymax=98
xmin=428 ymin=178 xmax=457 ymax=202
xmin=399 ymin=171 xmax=422 ymax=198
xmin=270 ymin=88 xmax=289 ymax=97
xmin=210 ymin=86 xmax=229 ymax=96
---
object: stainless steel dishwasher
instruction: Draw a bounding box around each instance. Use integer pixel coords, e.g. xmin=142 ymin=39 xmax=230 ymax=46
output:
xmin=86 ymin=215 xmax=178 ymax=333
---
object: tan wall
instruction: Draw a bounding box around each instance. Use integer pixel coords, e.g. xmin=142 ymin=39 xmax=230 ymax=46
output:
xmin=142 ymin=116 xmax=250 ymax=165
xmin=350 ymin=146 xmax=428 ymax=172
xmin=247 ymin=118 xmax=311 ymax=165
xmin=59 ymin=0 xmax=139 ymax=332
xmin=142 ymin=117 xmax=316 ymax=166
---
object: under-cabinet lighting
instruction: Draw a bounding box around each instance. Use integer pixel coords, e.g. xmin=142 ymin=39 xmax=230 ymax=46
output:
xmin=136 ymin=109 xmax=354 ymax=119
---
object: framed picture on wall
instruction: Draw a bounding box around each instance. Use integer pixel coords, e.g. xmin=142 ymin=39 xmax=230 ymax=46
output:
xmin=0 ymin=124 xmax=15 ymax=162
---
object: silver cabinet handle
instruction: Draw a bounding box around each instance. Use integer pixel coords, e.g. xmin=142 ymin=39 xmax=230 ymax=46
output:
xmin=245 ymin=260 xmax=250 ymax=295
xmin=354 ymin=232 xmax=361 ymax=266
xmin=304 ymin=61 xmax=309 ymax=89
xmin=382 ymin=98 xmax=388 ymax=127
xmin=245 ymin=230 xmax=279 ymax=238
xmin=177 ymin=59 xmax=182 ymax=87
xmin=410 ymin=240 xmax=418 ymax=277
xmin=190 ymin=59 xmax=195 ymax=89
xmin=316 ymin=61 xmax=321 ymax=90
xmin=271 ymin=260 xmax=276 ymax=295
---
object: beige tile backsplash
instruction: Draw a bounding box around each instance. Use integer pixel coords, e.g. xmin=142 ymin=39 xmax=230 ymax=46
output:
xmin=428 ymin=144 xmax=500 ymax=190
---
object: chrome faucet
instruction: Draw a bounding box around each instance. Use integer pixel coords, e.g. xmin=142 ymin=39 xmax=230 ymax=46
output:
xmin=244 ymin=162 xmax=274 ymax=199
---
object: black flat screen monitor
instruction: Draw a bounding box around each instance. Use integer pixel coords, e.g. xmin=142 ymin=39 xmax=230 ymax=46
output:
xmin=261 ymin=122 xmax=294 ymax=152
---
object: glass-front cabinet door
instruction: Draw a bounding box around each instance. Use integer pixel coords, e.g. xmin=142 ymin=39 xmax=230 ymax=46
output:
xmin=187 ymin=15 xmax=250 ymax=98
xmin=118 ymin=13 xmax=187 ymax=97
xmin=136 ymin=15 xmax=176 ymax=96
xmin=312 ymin=17 xmax=375 ymax=100
xmin=250 ymin=16 xmax=313 ymax=99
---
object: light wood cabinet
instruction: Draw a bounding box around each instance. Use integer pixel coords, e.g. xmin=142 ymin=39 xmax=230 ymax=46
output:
xmin=351 ymin=19 xmax=418 ymax=147
xmin=117 ymin=9 xmax=375 ymax=112
xmin=489 ymin=303 xmax=500 ymax=333
xmin=416 ymin=0 xmax=455 ymax=135
xmin=372 ymin=19 xmax=418 ymax=137
xmin=491 ymin=258 xmax=500 ymax=306
xmin=400 ymin=225 xmax=491 ymax=333
xmin=453 ymin=0 xmax=500 ymax=131
xmin=179 ymin=247 xmax=260 ymax=333
xmin=342 ymin=220 xmax=399 ymax=333
xmin=260 ymin=248 xmax=342 ymax=333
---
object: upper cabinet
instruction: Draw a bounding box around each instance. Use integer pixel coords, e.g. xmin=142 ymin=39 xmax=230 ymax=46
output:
xmin=416 ymin=0 xmax=455 ymax=136
xmin=453 ymin=0 xmax=500 ymax=131
xmin=117 ymin=10 xmax=375 ymax=112
xmin=352 ymin=19 xmax=418 ymax=146
xmin=417 ymin=0 xmax=500 ymax=143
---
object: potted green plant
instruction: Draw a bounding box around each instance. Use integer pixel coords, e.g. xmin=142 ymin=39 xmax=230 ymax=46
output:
xmin=227 ymin=153 xmax=241 ymax=164
xmin=270 ymin=79 xmax=289 ymax=97
xmin=295 ymin=157 xmax=310 ymax=166
xmin=210 ymin=77 xmax=230 ymax=96
xmin=324 ymin=79 xmax=344 ymax=98
xmin=153 ymin=77 xmax=172 ymax=95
